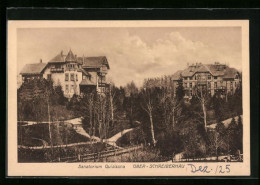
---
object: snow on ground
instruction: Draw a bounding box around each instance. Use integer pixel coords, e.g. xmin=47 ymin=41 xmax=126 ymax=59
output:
xmin=19 ymin=116 xmax=135 ymax=148
xmin=66 ymin=117 xmax=83 ymax=125
xmin=72 ymin=124 xmax=101 ymax=142
xmin=106 ymin=128 xmax=134 ymax=148
xmin=207 ymin=115 xmax=242 ymax=129
xmin=107 ymin=128 xmax=134 ymax=143
xmin=18 ymin=141 xmax=97 ymax=150
xmin=18 ymin=117 xmax=83 ymax=126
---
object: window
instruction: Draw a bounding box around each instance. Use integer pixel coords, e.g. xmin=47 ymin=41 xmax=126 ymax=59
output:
xmin=76 ymin=74 xmax=78 ymax=81
xmin=214 ymin=82 xmax=217 ymax=88
xmin=208 ymin=82 xmax=211 ymax=88
xmin=65 ymin=73 xmax=69 ymax=81
xmin=71 ymin=85 xmax=74 ymax=93
xmin=55 ymin=64 xmax=61 ymax=68
xmin=189 ymin=83 xmax=192 ymax=88
xmin=184 ymin=77 xmax=187 ymax=80
xmin=83 ymin=75 xmax=86 ymax=80
xmin=197 ymin=75 xmax=201 ymax=80
xmin=208 ymin=75 xmax=211 ymax=80
xmin=102 ymin=66 xmax=107 ymax=71
xmin=235 ymin=82 xmax=237 ymax=87
xmin=47 ymin=74 xmax=51 ymax=80
xmin=66 ymin=85 xmax=69 ymax=92
xmin=71 ymin=73 xmax=74 ymax=81
xmin=214 ymin=76 xmax=217 ymax=79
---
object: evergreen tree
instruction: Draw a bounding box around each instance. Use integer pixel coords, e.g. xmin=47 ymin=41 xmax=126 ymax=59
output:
xmin=227 ymin=117 xmax=238 ymax=154
xmin=176 ymin=78 xmax=185 ymax=101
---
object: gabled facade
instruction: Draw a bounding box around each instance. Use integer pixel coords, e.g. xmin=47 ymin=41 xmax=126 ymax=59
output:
xmin=171 ymin=62 xmax=241 ymax=99
xmin=20 ymin=50 xmax=110 ymax=98
xmin=20 ymin=60 xmax=47 ymax=82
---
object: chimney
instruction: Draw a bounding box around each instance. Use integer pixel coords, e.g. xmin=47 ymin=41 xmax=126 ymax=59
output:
xmin=40 ymin=59 xmax=42 ymax=63
xmin=61 ymin=50 xmax=63 ymax=55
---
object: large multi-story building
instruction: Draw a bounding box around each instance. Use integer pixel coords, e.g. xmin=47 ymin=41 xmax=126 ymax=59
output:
xmin=20 ymin=50 xmax=110 ymax=98
xmin=171 ymin=62 xmax=241 ymax=99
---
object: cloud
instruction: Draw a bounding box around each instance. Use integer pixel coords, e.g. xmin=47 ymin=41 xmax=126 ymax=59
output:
xmin=17 ymin=28 xmax=241 ymax=88
xmin=104 ymin=31 xmax=241 ymax=87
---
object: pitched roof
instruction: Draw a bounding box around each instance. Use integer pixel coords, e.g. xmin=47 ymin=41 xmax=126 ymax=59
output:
xmin=78 ymin=56 xmax=110 ymax=69
xmin=80 ymin=79 xmax=96 ymax=86
xmin=172 ymin=63 xmax=239 ymax=80
xmin=206 ymin=64 xmax=226 ymax=76
xmin=80 ymin=68 xmax=91 ymax=76
xmin=223 ymin=67 xmax=239 ymax=79
xmin=49 ymin=51 xmax=66 ymax=63
xmin=181 ymin=64 xmax=202 ymax=77
xmin=65 ymin=49 xmax=76 ymax=62
xmin=171 ymin=70 xmax=183 ymax=80
xmin=181 ymin=64 xmax=211 ymax=77
xmin=48 ymin=50 xmax=110 ymax=69
xmin=20 ymin=63 xmax=47 ymax=75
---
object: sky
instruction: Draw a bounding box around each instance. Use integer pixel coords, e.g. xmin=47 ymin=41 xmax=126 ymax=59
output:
xmin=17 ymin=27 xmax=242 ymax=87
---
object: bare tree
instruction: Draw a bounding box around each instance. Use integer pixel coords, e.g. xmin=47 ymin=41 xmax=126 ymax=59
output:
xmin=45 ymin=86 xmax=53 ymax=150
xmin=108 ymin=84 xmax=116 ymax=123
xmin=168 ymin=78 xmax=183 ymax=129
xmin=141 ymin=88 xmax=156 ymax=147
xmin=194 ymin=85 xmax=209 ymax=131
xmin=209 ymin=130 xmax=222 ymax=161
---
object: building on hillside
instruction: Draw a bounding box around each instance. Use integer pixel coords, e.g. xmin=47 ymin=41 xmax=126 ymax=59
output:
xmin=20 ymin=60 xmax=47 ymax=81
xmin=171 ymin=62 xmax=241 ymax=99
xmin=20 ymin=49 xmax=110 ymax=98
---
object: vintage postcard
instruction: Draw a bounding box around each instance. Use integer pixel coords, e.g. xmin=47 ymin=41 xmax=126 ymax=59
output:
xmin=7 ymin=20 xmax=250 ymax=176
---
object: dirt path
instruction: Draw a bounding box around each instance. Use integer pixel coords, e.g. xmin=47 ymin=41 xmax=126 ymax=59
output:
xmin=18 ymin=141 xmax=97 ymax=150
xmin=19 ymin=117 xmax=136 ymax=148
xmin=206 ymin=115 xmax=243 ymax=129
xmin=18 ymin=117 xmax=83 ymax=126
xmin=73 ymin=125 xmax=101 ymax=142
xmin=107 ymin=128 xmax=134 ymax=143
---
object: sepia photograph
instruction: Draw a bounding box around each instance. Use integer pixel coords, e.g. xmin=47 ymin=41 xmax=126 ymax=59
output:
xmin=7 ymin=20 xmax=250 ymax=176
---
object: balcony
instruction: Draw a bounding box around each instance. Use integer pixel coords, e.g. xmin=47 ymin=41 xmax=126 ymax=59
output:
xmin=65 ymin=67 xmax=77 ymax=71
xmin=215 ymin=86 xmax=226 ymax=90
xmin=50 ymin=68 xmax=64 ymax=73
xmin=98 ymin=82 xmax=108 ymax=87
